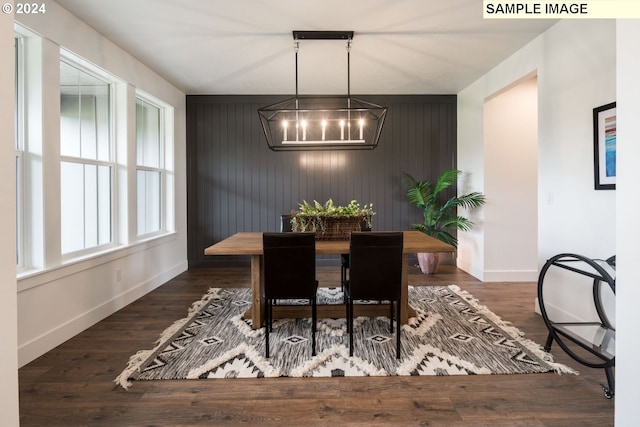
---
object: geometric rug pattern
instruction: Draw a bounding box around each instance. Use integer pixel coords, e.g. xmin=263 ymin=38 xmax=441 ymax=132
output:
xmin=116 ymin=285 xmax=575 ymax=389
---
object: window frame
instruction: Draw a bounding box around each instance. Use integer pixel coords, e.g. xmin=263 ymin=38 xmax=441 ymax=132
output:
xmin=135 ymin=93 xmax=168 ymax=238
xmin=59 ymin=56 xmax=117 ymax=259
xmin=15 ymin=35 xmax=177 ymax=281
xmin=15 ymin=34 xmax=25 ymax=270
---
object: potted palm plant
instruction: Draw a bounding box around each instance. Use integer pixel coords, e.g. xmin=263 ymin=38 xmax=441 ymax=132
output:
xmin=402 ymin=169 xmax=485 ymax=274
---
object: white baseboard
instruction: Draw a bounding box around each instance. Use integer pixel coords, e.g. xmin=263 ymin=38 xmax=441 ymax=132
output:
xmin=455 ymin=257 xmax=483 ymax=280
xmin=482 ymin=269 xmax=539 ymax=282
xmin=18 ymin=260 xmax=188 ymax=367
xmin=456 ymin=256 xmax=538 ymax=282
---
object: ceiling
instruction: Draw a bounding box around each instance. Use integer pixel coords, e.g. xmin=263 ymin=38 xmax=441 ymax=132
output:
xmin=54 ymin=0 xmax=557 ymax=95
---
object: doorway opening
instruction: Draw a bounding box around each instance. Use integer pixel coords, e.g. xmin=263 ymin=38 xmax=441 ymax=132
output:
xmin=483 ymin=73 xmax=538 ymax=281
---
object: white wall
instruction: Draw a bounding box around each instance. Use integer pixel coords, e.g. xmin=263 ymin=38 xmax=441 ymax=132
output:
xmin=0 ymin=2 xmax=21 ymax=425
xmin=537 ymin=21 xmax=616 ymax=261
xmin=615 ymin=19 xmax=640 ymax=427
xmin=458 ymin=18 xmax=640 ymax=422
xmin=482 ymin=76 xmax=538 ymax=281
xmin=15 ymin=1 xmax=187 ymax=366
xmin=458 ymin=19 xmax=616 ymax=283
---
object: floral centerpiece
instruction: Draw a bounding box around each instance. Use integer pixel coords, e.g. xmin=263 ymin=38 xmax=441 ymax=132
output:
xmin=291 ymin=199 xmax=375 ymax=240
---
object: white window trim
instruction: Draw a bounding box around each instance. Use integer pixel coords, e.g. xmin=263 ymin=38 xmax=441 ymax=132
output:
xmin=59 ymin=54 xmax=118 ymax=260
xmin=14 ymin=23 xmax=48 ymax=274
xmin=59 ymin=155 xmax=117 ymax=258
xmin=14 ymin=35 xmax=177 ymax=279
xmin=137 ymin=164 xmax=166 ymax=238
xmin=135 ymin=92 xmax=174 ymax=238
xmin=15 ymin=35 xmax=25 ymax=270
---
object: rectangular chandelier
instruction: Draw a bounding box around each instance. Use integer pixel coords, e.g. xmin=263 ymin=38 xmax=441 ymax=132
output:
xmin=258 ymin=31 xmax=388 ymax=151
xmin=258 ymin=95 xmax=387 ymax=151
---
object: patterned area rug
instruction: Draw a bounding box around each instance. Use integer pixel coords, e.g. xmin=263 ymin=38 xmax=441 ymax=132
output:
xmin=115 ymin=285 xmax=575 ymax=389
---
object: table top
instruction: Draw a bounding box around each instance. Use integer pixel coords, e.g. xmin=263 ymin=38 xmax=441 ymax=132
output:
xmin=204 ymin=231 xmax=455 ymax=256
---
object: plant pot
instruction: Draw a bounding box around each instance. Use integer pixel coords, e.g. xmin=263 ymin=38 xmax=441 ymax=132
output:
xmin=417 ymin=252 xmax=439 ymax=274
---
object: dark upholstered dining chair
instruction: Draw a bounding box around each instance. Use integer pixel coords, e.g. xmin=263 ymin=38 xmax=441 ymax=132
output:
xmin=280 ymin=214 xmax=293 ymax=232
xmin=340 ymin=221 xmax=371 ymax=300
xmin=262 ymin=232 xmax=318 ymax=358
xmin=343 ymin=232 xmax=403 ymax=359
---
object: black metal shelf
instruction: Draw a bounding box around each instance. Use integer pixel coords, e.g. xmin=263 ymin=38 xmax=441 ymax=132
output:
xmin=537 ymin=253 xmax=615 ymax=398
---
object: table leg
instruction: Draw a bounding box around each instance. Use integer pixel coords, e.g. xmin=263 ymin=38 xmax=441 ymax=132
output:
xmin=250 ymin=254 xmax=264 ymax=329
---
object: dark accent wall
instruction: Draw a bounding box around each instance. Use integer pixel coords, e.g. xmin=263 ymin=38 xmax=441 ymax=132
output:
xmin=187 ymin=95 xmax=457 ymax=267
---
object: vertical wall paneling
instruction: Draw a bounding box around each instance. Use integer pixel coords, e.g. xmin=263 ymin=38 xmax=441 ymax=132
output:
xmin=187 ymin=95 xmax=457 ymax=267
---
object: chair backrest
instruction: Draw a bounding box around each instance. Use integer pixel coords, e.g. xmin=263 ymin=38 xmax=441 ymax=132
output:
xmin=348 ymin=232 xmax=403 ymax=300
xmin=280 ymin=214 xmax=293 ymax=232
xmin=263 ymin=232 xmax=316 ymax=299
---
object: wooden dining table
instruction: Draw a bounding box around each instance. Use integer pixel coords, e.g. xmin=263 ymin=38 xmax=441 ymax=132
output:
xmin=204 ymin=231 xmax=455 ymax=329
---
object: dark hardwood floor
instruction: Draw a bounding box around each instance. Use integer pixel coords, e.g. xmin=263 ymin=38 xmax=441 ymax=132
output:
xmin=19 ymin=265 xmax=614 ymax=427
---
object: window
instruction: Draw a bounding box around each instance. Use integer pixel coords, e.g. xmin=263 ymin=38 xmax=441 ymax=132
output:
xmin=136 ymin=97 xmax=164 ymax=236
xmin=15 ymin=38 xmax=175 ymax=278
xmin=60 ymin=60 xmax=113 ymax=255
xmin=15 ymin=36 xmax=24 ymax=267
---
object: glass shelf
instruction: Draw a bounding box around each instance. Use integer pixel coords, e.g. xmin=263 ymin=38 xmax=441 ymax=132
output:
xmin=537 ymin=253 xmax=615 ymax=398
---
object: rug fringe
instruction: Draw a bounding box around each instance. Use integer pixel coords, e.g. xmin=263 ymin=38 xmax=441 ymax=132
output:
xmin=114 ymin=349 xmax=155 ymax=390
xmin=447 ymin=284 xmax=579 ymax=376
xmin=114 ymin=287 xmax=223 ymax=390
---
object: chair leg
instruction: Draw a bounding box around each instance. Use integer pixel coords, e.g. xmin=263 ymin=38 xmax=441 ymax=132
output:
xmin=389 ymin=301 xmax=394 ymax=333
xmin=348 ymin=296 xmax=352 ymax=333
xmin=311 ymin=297 xmax=317 ymax=356
xmin=341 ymin=261 xmax=348 ymax=303
xmin=269 ymin=302 xmax=274 ymax=332
xmin=344 ymin=292 xmax=350 ymax=334
xmin=265 ymin=299 xmax=270 ymax=358
xmin=349 ymin=298 xmax=354 ymax=357
xmin=396 ymin=300 xmax=401 ymax=359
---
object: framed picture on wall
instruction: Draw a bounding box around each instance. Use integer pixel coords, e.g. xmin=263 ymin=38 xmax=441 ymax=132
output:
xmin=593 ymin=102 xmax=616 ymax=190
